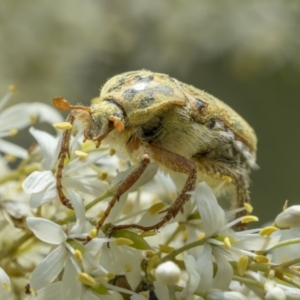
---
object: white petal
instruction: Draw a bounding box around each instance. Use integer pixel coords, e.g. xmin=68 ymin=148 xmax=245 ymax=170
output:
xmin=30 ymin=245 xmax=67 ymax=290
xmin=211 ymin=247 xmax=233 ymax=290
xmin=64 ymin=177 xmax=107 ymax=196
xmin=0 ymin=139 xmax=28 ymax=158
xmin=0 ymin=267 xmax=11 ymax=298
xmin=27 ymin=217 xmax=67 ymax=244
xmin=265 ymin=281 xmax=286 ymax=300
xmin=275 ymin=205 xmax=300 ymax=229
xmin=22 ymin=171 xmax=56 ymax=194
xmin=176 ymin=253 xmax=200 ymax=299
xmin=111 ymin=163 xmax=158 ymax=192
xmin=194 ymin=182 xmax=225 ymax=237
xmin=61 ymin=256 xmax=81 ymax=300
xmin=82 ymin=289 xmax=103 ymax=300
xmin=29 ymin=187 xmax=57 ymax=208
xmin=207 ymin=290 xmax=248 ymax=300
xmin=27 ymin=103 xmax=64 ymax=124
xmin=234 ymin=232 xmax=281 ymax=251
xmin=196 ymin=243 xmax=213 ymax=291
xmin=153 ymin=281 xmax=169 ymax=300
xmin=68 ymin=189 xmax=86 ymax=234
xmin=29 ymin=127 xmax=60 ymax=170
xmin=25 ymin=282 xmax=62 ymax=300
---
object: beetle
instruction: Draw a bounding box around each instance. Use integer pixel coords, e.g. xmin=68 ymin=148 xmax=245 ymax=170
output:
xmin=53 ymin=70 xmax=257 ymax=237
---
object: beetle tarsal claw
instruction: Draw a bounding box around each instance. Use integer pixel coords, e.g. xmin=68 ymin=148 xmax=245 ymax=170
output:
xmin=109 ymin=115 xmax=125 ymax=132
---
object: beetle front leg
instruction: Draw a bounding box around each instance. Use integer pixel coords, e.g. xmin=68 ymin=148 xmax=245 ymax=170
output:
xmin=55 ymin=113 xmax=75 ymax=210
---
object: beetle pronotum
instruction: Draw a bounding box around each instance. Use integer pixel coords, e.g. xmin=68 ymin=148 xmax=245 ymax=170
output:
xmin=53 ymin=70 xmax=257 ymax=237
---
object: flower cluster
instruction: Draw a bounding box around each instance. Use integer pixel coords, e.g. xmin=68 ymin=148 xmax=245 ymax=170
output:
xmin=1 ymin=87 xmax=300 ymax=300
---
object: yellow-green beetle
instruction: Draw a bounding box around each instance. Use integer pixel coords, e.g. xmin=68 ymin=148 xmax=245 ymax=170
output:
xmin=53 ymin=70 xmax=257 ymax=235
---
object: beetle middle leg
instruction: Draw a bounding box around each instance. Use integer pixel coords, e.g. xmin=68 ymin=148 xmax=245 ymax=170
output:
xmin=106 ymin=146 xmax=198 ymax=236
xmin=85 ymin=154 xmax=151 ymax=241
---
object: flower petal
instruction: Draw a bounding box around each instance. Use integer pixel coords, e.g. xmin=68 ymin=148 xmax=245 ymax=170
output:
xmin=25 ymin=282 xmax=62 ymax=300
xmin=194 ymin=182 xmax=225 ymax=237
xmin=212 ymin=247 xmax=233 ymax=290
xmin=0 ymin=139 xmax=28 ymax=158
xmin=176 ymin=253 xmax=200 ymax=299
xmin=29 ymin=127 xmax=60 ymax=170
xmin=30 ymin=245 xmax=67 ymax=290
xmin=29 ymin=187 xmax=57 ymax=208
xmin=68 ymin=189 xmax=86 ymax=234
xmin=22 ymin=171 xmax=56 ymax=194
xmin=27 ymin=217 xmax=67 ymax=244
xmin=61 ymin=256 xmax=81 ymax=300
xmin=196 ymin=243 xmax=213 ymax=291
xmin=0 ymin=267 xmax=11 ymax=298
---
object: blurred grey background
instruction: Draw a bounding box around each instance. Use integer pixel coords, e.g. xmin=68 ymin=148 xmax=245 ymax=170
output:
xmin=1 ymin=0 xmax=300 ymax=224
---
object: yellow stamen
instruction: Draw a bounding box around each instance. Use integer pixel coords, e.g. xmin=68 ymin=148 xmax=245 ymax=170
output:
xmin=124 ymin=264 xmax=133 ymax=272
xmin=159 ymin=244 xmax=174 ymax=254
xmin=29 ymin=115 xmax=37 ymax=124
xmin=198 ymin=233 xmax=205 ymax=240
xmin=5 ymin=154 xmax=16 ymax=163
xmin=114 ymin=237 xmax=134 ymax=246
xmin=254 ymin=255 xmax=269 ymax=263
xmin=9 ymin=84 xmax=17 ymax=93
xmin=74 ymin=150 xmax=88 ymax=158
xmin=241 ymin=215 xmax=259 ymax=223
xmin=238 ymin=255 xmax=248 ymax=276
xmin=100 ymin=172 xmax=107 ymax=180
xmin=53 ymin=122 xmax=73 ymax=130
xmin=77 ymin=273 xmax=99 ymax=288
xmin=259 ymin=226 xmax=278 ymax=236
xmin=145 ymin=250 xmax=156 ymax=258
xmin=2 ymin=282 xmax=10 ymax=291
xmin=109 ymin=148 xmax=116 ymax=156
xmin=224 ymin=237 xmax=231 ymax=249
xmin=244 ymin=203 xmax=253 ymax=213
xmin=106 ymin=272 xmax=115 ymax=280
xmin=9 ymin=129 xmax=18 ymax=136
xmin=148 ymin=202 xmax=166 ymax=215
xmin=89 ymin=228 xmax=98 ymax=239
xmin=74 ymin=250 xmax=82 ymax=261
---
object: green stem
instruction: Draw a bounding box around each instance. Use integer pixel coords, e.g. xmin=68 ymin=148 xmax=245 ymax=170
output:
xmin=161 ymin=238 xmax=205 ymax=264
xmin=0 ymin=231 xmax=34 ymax=260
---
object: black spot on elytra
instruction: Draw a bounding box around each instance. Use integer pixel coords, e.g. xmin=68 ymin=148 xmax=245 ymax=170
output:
xmin=159 ymin=85 xmax=174 ymax=96
xmin=195 ymin=98 xmax=206 ymax=110
xmin=107 ymin=77 xmax=126 ymax=93
xmin=134 ymin=74 xmax=154 ymax=83
xmin=123 ymin=88 xmax=138 ymax=101
xmin=139 ymin=96 xmax=155 ymax=108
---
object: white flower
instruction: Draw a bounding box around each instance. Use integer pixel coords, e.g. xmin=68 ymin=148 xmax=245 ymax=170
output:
xmin=155 ymin=261 xmax=181 ymax=285
xmin=0 ymin=267 xmax=11 ymax=298
xmin=26 ymin=190 xmax=109 ymax=292
xmin=178 ymin=182 xmax=280 ymax=296
xmin=274 ymin=205 xmax=300 ymax=229
xmin=0 ymin=87 xmax=63 ymax=158
xmin=264 ymin=281 xmax=286 ymax=300
xmin=22 ymin=127 xmax=107 ymax=208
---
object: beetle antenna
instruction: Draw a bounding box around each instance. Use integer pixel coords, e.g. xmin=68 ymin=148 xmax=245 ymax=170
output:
xmin=53 ymin=97 xmax=92 ymax=114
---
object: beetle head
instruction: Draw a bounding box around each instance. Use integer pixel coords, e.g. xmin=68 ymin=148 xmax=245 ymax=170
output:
xmin=53 ymin=97 xmax=125 ymax=148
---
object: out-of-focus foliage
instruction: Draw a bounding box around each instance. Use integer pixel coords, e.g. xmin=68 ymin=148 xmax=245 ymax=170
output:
xmin=1 ymin=0 xmax=300 ymax=223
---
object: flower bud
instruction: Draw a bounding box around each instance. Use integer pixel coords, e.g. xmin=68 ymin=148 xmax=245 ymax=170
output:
xmin=275 ymin=205 xmax=300 ymax=229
